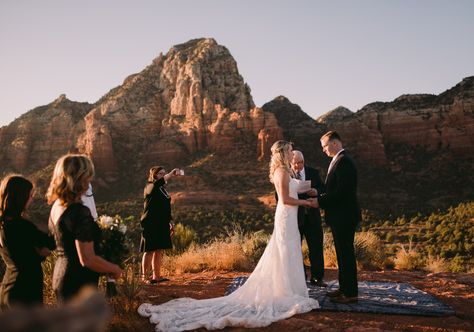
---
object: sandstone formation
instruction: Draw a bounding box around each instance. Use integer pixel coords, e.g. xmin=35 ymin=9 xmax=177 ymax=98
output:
xmin=76 ymin=38 xmax=282 ymax=182
xmin=318 ymin=77 xmax=474 ymax=169
xmin=0 ymin=38 xmax=282 ymax=187
xmin=0 ymin=94 xmax=92 ymax=172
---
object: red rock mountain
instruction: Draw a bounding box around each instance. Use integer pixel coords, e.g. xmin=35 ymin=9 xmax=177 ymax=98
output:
xmin=0 ymin=38 xmax=473 ymax=215
xmin=0 ymin=38 xmax=282 ymax=189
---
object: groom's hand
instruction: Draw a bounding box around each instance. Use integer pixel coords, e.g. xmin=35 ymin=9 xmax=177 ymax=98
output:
xmin=306 ymin=188 xmax=318 ymax=197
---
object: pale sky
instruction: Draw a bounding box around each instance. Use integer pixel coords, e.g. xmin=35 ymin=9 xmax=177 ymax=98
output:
xmin=1 ymin=0 xmax=473 ymax=126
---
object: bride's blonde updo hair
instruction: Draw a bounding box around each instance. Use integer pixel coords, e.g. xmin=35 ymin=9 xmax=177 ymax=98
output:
xmin=269 ymin=140 xmax=293 ymax=183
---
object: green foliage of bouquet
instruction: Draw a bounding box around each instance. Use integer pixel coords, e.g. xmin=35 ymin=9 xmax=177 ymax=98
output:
xmin=98 ymin=215 xmax=130 ymax=266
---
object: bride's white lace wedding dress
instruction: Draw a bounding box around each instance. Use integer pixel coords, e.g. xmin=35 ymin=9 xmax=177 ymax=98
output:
xmin=138 ymin=178 xmax=319 ymax=331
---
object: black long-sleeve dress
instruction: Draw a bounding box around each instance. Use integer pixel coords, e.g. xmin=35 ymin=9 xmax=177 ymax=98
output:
xmin=140 ymin=178 xmax=173 ymax=252
xmin=0 ymin=216 xmax=55 ymax=308
xmin=49 ymin=202 xmax=101 ymax=301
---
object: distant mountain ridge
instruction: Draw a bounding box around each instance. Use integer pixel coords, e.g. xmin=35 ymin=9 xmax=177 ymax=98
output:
xmin=0 ymin=38 xmax=473 ymax=216
xmin=263 ymin=76 xmax=474 ymax=214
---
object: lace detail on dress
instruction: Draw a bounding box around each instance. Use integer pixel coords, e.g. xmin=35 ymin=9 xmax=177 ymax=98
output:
xmin=138 ymin=178 xmax=319 ymax=331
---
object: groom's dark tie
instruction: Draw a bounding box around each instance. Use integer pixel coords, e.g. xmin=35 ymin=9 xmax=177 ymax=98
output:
xmin=296 ymin=171 xmax=302 ymax=180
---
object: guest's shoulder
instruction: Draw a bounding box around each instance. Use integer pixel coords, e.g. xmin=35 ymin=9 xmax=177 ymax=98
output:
xmin=67 ymin=202 xmax=94 ymax=221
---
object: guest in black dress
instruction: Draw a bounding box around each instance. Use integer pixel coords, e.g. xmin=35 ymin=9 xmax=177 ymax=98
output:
xmin=47 ymin=154 xmax=122 ymax=301
xmin=140 ymin=166 xmax=180 ymax=284
xmin=0 ymin=175 xmax=55 ymax=309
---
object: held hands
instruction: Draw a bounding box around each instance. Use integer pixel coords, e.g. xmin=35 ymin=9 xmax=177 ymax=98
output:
xmin=303 ymin=198 xmax=318 ymax=208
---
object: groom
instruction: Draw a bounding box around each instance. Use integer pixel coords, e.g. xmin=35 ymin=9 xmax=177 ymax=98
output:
xmin=291 ymin=150 xmax=327 ymax=287
xmin=317 ymin=131 xmax=361 ymax=304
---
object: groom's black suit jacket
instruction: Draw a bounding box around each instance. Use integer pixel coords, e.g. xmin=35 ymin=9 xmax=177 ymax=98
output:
xmin=318 ymin=150 xmax=361 ymax=227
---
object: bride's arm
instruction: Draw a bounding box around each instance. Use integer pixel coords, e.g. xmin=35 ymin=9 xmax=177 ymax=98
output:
xmin=274 ymin=168 xmax=313 ymax=207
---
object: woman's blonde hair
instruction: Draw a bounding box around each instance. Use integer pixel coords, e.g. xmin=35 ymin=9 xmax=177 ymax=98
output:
xmin=269 ymin=140 xmax=292 ymax=183
xmin=46 ymin=154 xmax=95 ymax=205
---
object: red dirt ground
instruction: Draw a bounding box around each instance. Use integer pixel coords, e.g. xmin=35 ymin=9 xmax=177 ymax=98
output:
xmin=124 ymin=269 xmax=474 ymax=332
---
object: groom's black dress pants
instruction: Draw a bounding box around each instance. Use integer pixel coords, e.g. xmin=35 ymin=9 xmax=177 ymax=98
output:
xmin=330 ymin=223 xmax=358 ymax=297
xmin=298 ymin=210 xmax=325 ymax=281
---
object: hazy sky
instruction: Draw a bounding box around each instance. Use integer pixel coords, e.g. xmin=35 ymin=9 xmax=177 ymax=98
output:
xmin=1 ymin=0 xmax=473 ymax=126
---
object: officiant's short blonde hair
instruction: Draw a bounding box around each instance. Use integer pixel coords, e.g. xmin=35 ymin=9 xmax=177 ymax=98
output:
xmin=269 ymin=140 xmax=292 ymax=183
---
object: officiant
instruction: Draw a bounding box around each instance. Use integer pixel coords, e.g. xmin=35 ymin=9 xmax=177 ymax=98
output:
xmin=291 ymin=150 xmax=327 ymax=287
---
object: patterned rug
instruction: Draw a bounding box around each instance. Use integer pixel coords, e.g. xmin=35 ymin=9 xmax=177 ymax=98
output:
xmin=225 ymin=277 xmax=455 ymax=316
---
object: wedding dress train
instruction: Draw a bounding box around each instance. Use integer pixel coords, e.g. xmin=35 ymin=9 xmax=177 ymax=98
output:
xmin=138 ymin=178 xmax=319 ymax=331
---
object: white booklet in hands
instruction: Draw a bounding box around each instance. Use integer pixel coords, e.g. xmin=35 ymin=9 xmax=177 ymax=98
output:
xmin=294 ymin=179 xmax=312 ymax=194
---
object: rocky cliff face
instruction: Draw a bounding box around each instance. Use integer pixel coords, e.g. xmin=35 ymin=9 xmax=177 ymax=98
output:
xmin=0 ymin=94 xmax=92 ymax=172
xmin=316 ymin=77 xmax=474 ymax=170
xmin=0 ymin=38 xmax=282 ymax=186
xmin=76 ymin=38 xmax=282 ymax=182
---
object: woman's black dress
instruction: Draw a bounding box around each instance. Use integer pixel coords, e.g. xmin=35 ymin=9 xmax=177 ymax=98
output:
xmin=140 ymin=178 xmax=173 ymax=252
xmin=49 ymin=203 xmax=101 ymax=301
xmin=0 ymin=217 xmax=55 ymax=308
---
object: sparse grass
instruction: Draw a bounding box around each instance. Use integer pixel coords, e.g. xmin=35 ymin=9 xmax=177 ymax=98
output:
xmin=162 ymin=228 xmax=267 ymax=274
xmin=424 ymin=255 xmax=450 ymax=273
xmin=354 ymin=231 xmax=385 ymax=270
xmin=323 ymin=233 xmax=338 ymax=268
xmin=323 ymin=231 xmax=385 ymax=270
xmin=394 ymin=241 xmax=423 ymax=270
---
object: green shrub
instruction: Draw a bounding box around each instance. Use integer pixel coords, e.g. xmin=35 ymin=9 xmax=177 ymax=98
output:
xmin=169 ymin=223 xmax=197 ymax=255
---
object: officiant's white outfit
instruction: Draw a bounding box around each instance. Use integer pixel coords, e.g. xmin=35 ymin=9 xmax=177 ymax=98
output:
xmin=138 ymin=177 xmax=319 ymax=331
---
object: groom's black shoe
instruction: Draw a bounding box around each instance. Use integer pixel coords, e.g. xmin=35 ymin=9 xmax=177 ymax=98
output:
xmin=330 ymin=294 xmax=358 ymax=304
xmin=310 ymin=278 xmax=328 ymax=287
xmin=326 ymin=289 xmax=343 ymax=298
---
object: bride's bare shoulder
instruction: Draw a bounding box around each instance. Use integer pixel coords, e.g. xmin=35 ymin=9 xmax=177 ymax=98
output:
xmin=273 ymin=167 xmax=290 ymax=180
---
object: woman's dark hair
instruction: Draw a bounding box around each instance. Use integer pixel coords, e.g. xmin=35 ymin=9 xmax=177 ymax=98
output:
xmin=0 ymin=175 xmax=33 ymax=221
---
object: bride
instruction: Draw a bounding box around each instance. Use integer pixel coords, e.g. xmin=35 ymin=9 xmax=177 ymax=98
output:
xmin=138 ymin=140 xmax=319 ymax=331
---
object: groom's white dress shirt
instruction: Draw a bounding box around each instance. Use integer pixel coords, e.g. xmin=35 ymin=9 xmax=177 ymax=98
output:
xmin=326 ymin=149 xmax=345 ymax=183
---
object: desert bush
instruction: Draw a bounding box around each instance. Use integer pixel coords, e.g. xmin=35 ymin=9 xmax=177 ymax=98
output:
xmin=168 ymin=223 xmax=197 ymax=255
xmin=115 ymin=262 xmax=143 ymax=310
xmin=354 ymin=231 xmax=385 ymax=270
xmin=449 ymin=255 xmax=467 ymax=273
xmin=424 ymin=255 xmax=449 ymax=273
xmin=167 ymin=241 xmax=249 ymax=274
xmin=242 ymin=230 xmax=270 ymax=265
xmin=301 ymin=239 xmax=309 ymax=266
xmin=394 ymin=242 xmax=423 ymax=270
xmin=323 ymin=233 xmax=338 ymax=268
xmin=163 ymin=228 xmax=269 ymax=274
xmin=323 ymin=231 xmax=384 ymax=270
